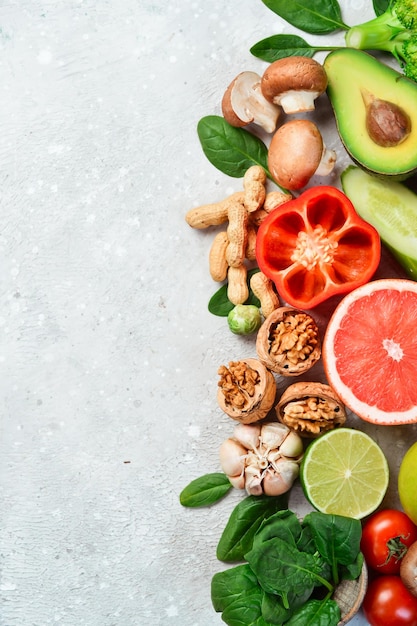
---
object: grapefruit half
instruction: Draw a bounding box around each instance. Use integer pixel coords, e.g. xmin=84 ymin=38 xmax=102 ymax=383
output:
xmin=323 ymin=278 xmax=417 ymax=425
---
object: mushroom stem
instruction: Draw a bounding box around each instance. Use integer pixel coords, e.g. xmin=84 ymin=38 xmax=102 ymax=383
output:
xmin=315 ymin=144 xmax=337 ymax=177
xmin=279 ymin=89 xmax=322 ymax=114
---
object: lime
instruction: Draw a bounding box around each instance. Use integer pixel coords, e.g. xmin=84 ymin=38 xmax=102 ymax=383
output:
xmin=300 ymin=428 xmax=389 ymax=519
xmin=398 ymin=441 xmax=417 ymax=525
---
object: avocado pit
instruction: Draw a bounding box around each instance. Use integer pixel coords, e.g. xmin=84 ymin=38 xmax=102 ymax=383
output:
xmin=362 ymin=90 xmax=411 ymax=148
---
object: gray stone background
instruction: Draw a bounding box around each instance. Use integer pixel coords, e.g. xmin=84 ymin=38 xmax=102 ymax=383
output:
xmin=1 ymin=1 xmax=416 ymax=625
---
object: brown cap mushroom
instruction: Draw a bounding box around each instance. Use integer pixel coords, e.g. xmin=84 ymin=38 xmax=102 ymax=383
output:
xmin=261 ymin=57 xmax=328 ymax=114
xmin=267 ymin=119 xmax=336 ymax=191
xmin=222 ymin=71 xmax=281 ymax=133
xmin=400 ymin=540 xmax=417 ymax=598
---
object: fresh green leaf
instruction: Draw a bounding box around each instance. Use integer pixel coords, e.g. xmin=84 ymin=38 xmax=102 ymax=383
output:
xmin=250 ymin=34 xmax=337 ymax=63
xmin=208 ymin=268 xmax=261 ymax=317
xmin=339 ymin=552 xmax=364 ymax=581
xmin=302 ymin=512 xmax=362 ymax=569
xmin=259 ymin=0 xmax=349 ymax=34
xmin=179 ymin=472 xmax=232 ymax=507
xmin=261 ymin=587 xmax=312 ymax=625
xmin=216 ymin=493 xmax=289 ymax=562
xmin=253 ymin=509 xmax=302 ymax=550
xmin=245 ymin=537 xmax=321 ymax=598
xmin=221 ymin=588 xmax=270 ymax=626
xmin=208 ymin=283 xmax=234 ymax=316
xmin=373 ymin=0 xmax=389 ymax=16
xmin=197 ymin=116 xmax=271 ymax=180
xmin=261 ymin=591 xmax=290 ymax=625
xmin=211 ymin=564 xmax=259 ymax=613
xmin=285 ymin=598 xmax=341 ymax=626
xmin=296 ymin=524 xmax=315 ymax=554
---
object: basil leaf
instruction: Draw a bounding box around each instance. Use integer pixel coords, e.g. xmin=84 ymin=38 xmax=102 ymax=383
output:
xmin=217 ymin=493 xmax=289 ymax=562
xmin=285 ymin=598 xmax=341 ymax=626
xmin=179 ymin=472 xmax=232 ymax=507
xmin=373 ymin=0 xmax=389 ymax=16
xmin=260 ymin=0 xmax=349 ymax=34
xmin=197 ymin=116 xmax=271 ymax=180
xmin=250 ymin=34 xmax=335 ymax=63
xmin=211 ymin=564 xmax=259 ymax=613
xmin=246 ymin=537 xmax=319 ymax=597
xmin=303 ymin=512 xmax=362 ymax=568
xmin=208 ymin=268 xmax=261 ymax=317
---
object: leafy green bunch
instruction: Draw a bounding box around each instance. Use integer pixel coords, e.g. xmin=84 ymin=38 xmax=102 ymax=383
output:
xmin=212 ymin=498 xmax=363 ymax=626
xmin=180 ymin=475 xmax=363 ymax=625
xmin=251 ymin=0 xmax=417 ymax=83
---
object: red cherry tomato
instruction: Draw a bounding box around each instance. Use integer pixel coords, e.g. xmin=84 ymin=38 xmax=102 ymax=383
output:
xmin=363 ymin=576 xmax=417 ymax=626
xmin=361 ymin=509 xmax=417 ymax=574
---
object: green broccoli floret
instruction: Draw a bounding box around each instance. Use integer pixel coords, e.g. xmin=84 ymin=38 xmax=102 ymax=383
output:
xmin=345 ymin=0 xmax=417 ymax=75
xmin=402 ymin=34 xmax=417 ymax=80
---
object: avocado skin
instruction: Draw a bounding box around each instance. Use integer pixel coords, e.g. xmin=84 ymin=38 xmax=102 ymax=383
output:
xmin=324 ymin=49 xmax=417 ymax=181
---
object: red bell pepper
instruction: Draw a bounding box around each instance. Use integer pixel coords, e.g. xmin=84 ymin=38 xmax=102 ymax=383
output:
xmin=255 ymin=185 xmax=381 ymax=309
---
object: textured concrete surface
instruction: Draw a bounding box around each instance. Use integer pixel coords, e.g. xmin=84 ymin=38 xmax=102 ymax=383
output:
xmin=1 ymin=1 xmax=417 ymax=625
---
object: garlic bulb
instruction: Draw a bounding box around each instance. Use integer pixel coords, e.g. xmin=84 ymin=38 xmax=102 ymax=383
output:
xmin=219 ymin=421 xmax=304 ymax=496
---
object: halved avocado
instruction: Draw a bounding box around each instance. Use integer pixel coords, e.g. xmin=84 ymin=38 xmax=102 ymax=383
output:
xmin=324 ymin=48 xmax=417 ymax=180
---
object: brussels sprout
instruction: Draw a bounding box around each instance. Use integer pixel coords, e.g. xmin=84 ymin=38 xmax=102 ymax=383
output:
xmin=227 ymin=304 xmax=262 ymax=336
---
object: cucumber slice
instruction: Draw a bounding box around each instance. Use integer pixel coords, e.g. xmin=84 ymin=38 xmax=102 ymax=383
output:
xmin=341 ymin=166 xmax=417 ymax=279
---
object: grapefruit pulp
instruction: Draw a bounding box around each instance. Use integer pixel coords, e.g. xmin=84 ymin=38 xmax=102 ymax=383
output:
xmin=323 ymin=279 xmax=417 ymax=425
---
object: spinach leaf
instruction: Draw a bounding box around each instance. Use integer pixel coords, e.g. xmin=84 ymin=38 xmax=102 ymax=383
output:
xmin=285 ymin=598 xmax=341 ymax=626
xmin=296 ymin=524 xmax=315 ymax=554
xmin=217 ymin=493 xmax=289 ymax=562
xmin=250 ymin=34 xmax=337 ymax=63
xmin=179 ymin=472 xmax=232 ymax=507
xmin=339 ymin=552 xmax=364 ymax=582
xmin=197 ymin=116 xmax=271 ymax=180
xmin=259 ymin=0 xmax=349 ymax=34
xmin=373 ymin=0 xmax=390 ymax=16
xmin=221 ymin=588 xmax=270 ymax=626
xmin=208 ymin=268 xmax=261 ymax=317
xmin=261 ymin=591 xmax=291 ymax=624
xmin=253 ymin=509 xmax=302 ymax=550
xmin=303 ymin=512 xmax=362 ymax=569
xmin=245 ymin=537 xmax=322 ymax=598
xmin=211 ymin=564 xmax=259 ymax=613
xmin=262 ymin=587 xmax=312 ymax=625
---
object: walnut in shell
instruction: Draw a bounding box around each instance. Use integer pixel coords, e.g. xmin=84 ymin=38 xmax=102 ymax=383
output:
xmin=217 ymin=358 xmax=276 ymax=424
xmin=276 ymin=381 xmax=346 ymax=437
xmin=256 ymin=307 xmax=321 ymax=376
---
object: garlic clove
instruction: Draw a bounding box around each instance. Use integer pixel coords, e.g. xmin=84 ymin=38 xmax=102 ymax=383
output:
xmin=262 ymin=469 xmax=289 ymax=496
xmin=279 ymin=430 xmax=304 ymax=459
xmin=267 ymin=449 xmax=281 ymax=464
xmin=246 ymin=450 xmax=262 ymax=468
xmin=245 ymin=466 xmax=263 ymax=496
xmin=219 ymin=438 xmax=247 ymax=477
xmin=233 ymin=422 xmax=261 ymax=451
xmin=270 ymin=459 xmax=300 ymax=492
xmin=260 ymin=422 xmax=290 ymax=451
xmin=227 ymin=473 xmax=246 ymax=490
